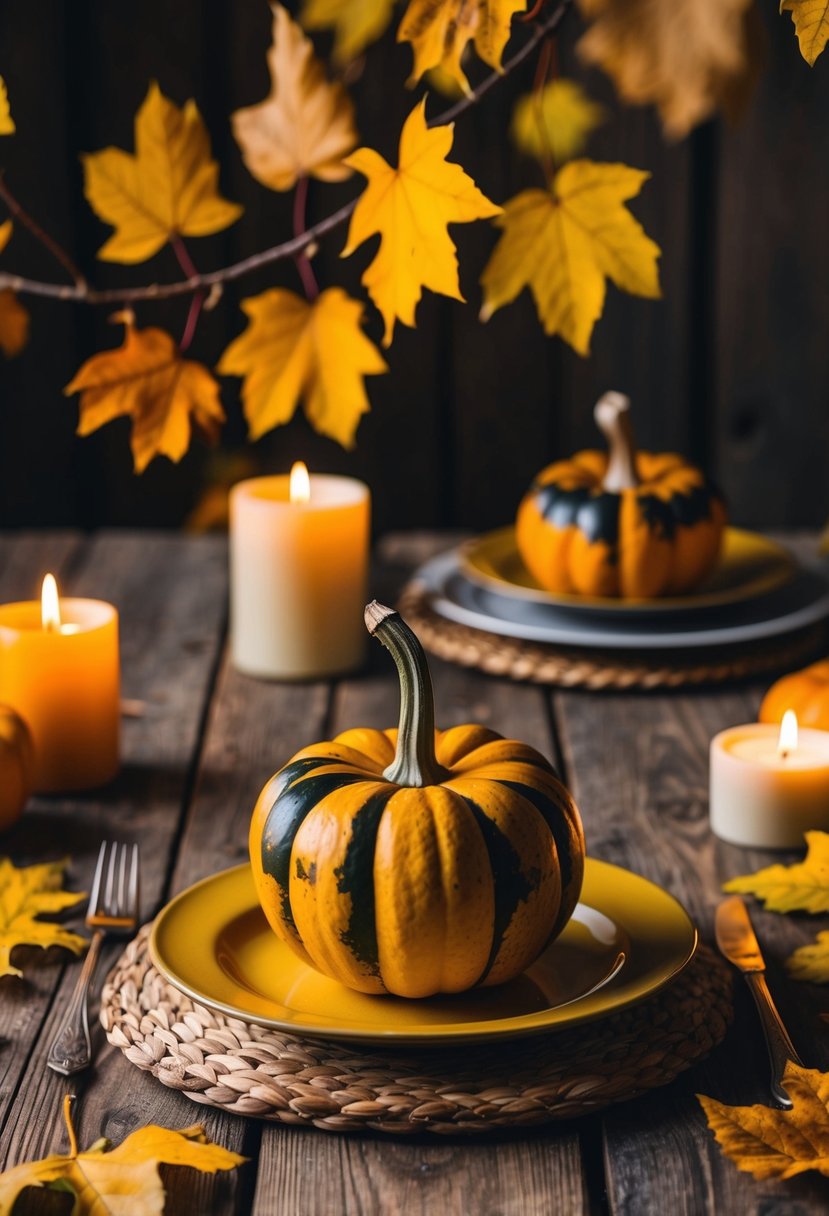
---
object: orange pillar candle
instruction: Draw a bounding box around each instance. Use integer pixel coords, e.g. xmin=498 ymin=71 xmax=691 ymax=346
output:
xmin=0 ymin=574 xmax=120 ymax=791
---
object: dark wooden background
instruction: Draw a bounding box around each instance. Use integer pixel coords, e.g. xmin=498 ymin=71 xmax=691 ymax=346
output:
xmin=0 ymin=0 xmax=826 ymax=535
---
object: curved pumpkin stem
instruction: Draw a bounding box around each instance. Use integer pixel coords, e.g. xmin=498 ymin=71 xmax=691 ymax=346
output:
xmin=594 ymin=391 xmax=638 ymax=491
xmin=364 ymin=601 xmax=447 ymax=788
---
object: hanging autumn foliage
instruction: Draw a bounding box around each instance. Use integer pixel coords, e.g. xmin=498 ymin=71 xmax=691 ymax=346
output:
xmin=0 ymin=0 xmax=822 ymax=471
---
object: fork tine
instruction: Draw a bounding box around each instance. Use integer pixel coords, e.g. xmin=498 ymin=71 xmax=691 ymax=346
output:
xmin=116 ymin=843 xmax=128 ymax=913
xmin=103 ymin=842 xmax=120 ymax=917
xmin=128 ymin=843 xmax=140 ymax=919
xmin=88 ymin=841 xmax=107 ymax=920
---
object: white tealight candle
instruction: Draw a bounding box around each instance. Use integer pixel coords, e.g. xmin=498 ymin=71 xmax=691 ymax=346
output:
xmin=230 ymin=464 xmax=371 ymax=680
xmin=710 ymin=712 xmax=829 ymax=847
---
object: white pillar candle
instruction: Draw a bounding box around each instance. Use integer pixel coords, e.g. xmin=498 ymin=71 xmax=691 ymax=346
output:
xmin=710 ymin=713 xmax=829 ymax=847
xmin=230 ymin=466 xmax=371 ymax=680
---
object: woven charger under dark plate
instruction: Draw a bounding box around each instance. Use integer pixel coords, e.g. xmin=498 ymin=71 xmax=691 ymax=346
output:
xmin=101 ymin=927 xmax=731 ymax=1136
xmin=397 ymin=582 xmax=827 ymax=691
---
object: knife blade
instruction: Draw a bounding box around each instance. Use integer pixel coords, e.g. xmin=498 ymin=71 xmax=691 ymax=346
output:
xmin=716 ymin=895 xmax=802 ymax=1108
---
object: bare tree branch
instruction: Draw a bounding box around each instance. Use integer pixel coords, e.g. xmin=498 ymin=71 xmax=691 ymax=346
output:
xmin=0 ymin=0 xmax=573 ymax=306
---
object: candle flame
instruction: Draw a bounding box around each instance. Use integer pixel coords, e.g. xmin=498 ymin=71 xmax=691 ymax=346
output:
xmin=41 ymin=573 xmax=62 ymax=633
xmin=290 ymin=461 xmax=311 ymax=504
xmin=778 ymin=709 xmax=798 ymax=758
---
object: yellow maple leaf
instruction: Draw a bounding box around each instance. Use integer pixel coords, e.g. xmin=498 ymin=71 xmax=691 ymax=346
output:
xmin=723 ymin=830 xmax=829 ymax=914
xmin=781 ymin=0 xmax=829 ymax=66
xmin=65 ymin=323 xmax=225 ymax=474
xmin=0 ymin=858 xmax=86 ymax=979
xmin=302 ymin=0 xmax=396 ymax=64
xmin=576 ymin=0 xmax=754 ymax=138
xmin=232 ymin=4 xmax=357 ymax=192
xmin=787 ymin=930 xmax=829 ymax=982
xmin=82 ymin=81 xmax=242 ymax=263
xmin=342 ymin=98 xmax=501 ymax=345
xmin=699 ymin=1063 xmax=829 ymax=1180
xmin=511 ymin=79 xmax=607 ymax=167
xmin=219 ymin=286 xmax=386 ymax=448
xmin=0 ymin=290 xmax=29 ymax=357
xmin=0 ymin=1094 xmax=245 ymax=1214
xmin=399 ymin=0 xmax=527 ymax=94
xmin=480 ymin=160 xmax=661 ymax=356
xmin=0 ymin=76 xmax=14 ymax=135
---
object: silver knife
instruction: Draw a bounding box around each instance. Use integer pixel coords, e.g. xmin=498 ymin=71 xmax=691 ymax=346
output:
xmin=715 ymin=895 xmax=803 ymax=1108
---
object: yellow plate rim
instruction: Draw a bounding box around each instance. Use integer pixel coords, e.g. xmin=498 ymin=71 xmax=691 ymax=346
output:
xmin=462 ymin=526 xmax=795 ymax=613
xmin=149 ymin=859 xmax=698 ymax=1045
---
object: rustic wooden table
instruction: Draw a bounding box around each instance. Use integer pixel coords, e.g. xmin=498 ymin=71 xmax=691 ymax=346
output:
xmin=2 ymin=529 xmax=829 ymax=1216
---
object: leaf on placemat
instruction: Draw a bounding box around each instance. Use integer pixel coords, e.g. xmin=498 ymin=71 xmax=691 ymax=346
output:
xmin=302 ymin=0 xmax=396 ymax=64
xmin=82 ymin=81 xmax=242 ymax=263
xmin=0 ymin=219 xmax=11 ymax=255
xmin=511 ymin=79 xmax=607 ymax=167
xmin=0 ymin=858 xmax=86 ymax=979
xmin=723 ymin=830 xmax=829 ymax=914
xmin=233 ymin=3 xmax=357 ymax=192
xmin=480 ymin=160 xmax=661 ymax=356
xmin=0 ymin=77 xmax=15 ymax=135
xmin=781 ymin=0 xmax=829 ymax=66
xmin=399 ymin=0 xmax=527 ymax=94
xmin=576 ymin=0 xmax=755 ymax=137
xmin=0 ymin=1094 xmax=245 ymax=1215
xmin=65 ymin=321 xmax=225 ymax=473
xmin=218 ymin=286 xmax=386 ymax=448
xmin=786 ymin=931 xmax=829 ymax=983
xmin=699 ymin=1063 xmax=829 ymax=1179
xmin=342 ymin=98 xmax=501 ymax=345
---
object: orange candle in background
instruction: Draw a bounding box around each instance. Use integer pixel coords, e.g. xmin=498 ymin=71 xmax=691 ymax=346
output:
xmin=0 ymin=574 xmax=120 ymax=792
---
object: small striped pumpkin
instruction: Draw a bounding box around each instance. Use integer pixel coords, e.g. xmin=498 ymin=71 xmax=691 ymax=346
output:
xmin=517 ymin=392 xmax=726 ymax=599
xmin=250 ymin=602 xmax=585 ymax=998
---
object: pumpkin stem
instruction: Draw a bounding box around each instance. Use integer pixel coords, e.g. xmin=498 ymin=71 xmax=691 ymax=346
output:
xmin=595 ymin=391 xmax=638 ymax=491
xmin=364 ymin=601 xmax=447 ymax=787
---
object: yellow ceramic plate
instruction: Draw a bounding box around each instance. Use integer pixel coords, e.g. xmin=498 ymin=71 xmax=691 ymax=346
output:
xmin=462 ymin=526 xmax=795 ymax=614
xmin=149 ymin=860 xmax=697 ymax=1045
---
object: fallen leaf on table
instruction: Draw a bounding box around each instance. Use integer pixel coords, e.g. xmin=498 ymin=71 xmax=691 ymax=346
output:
xmin=480 ymin=160 xmax=661 ymax=356
xmin=218 ymin=286 xmax=386 ymax=448
xmin=0 ymin=289 xmax=30 ymax=357
xmin=342 ymin=97 xmax=501 ymax=346
xmin=302 ymin=0 xmax=396 ymax=64
xmin=698 ymin=1062 xmax=829 ymax=1179
xmin=576 ymin=0 xmax=754 ymax=138
xmin=786 ymin=930 xmax=829 ymax=982
xmin=399 ymin=0 xmax=527 ymax=94
xmin=781 ymin=0 xmax=829 ymax=66
xmin=511 ymin=79 xmax=607 ymax=167
xmin=723 ymin=830 xmax=829 ymax=914
xmin=233 ymin=3 xmax=357 ymax=192
xmin=82 ymin=81 xmax=242 ymax=263
xmin=0 ymin=219 xmax=11 ymax=254
xmin=0 ymin=77 xmax=14 ymax=135
xmin=0 ymin=1094 xmax=245 ymax=1215
xmin=0 ymin=858 xmax=86 ymax=979
xmin=65 ymin=323 xmax=225 ymax=473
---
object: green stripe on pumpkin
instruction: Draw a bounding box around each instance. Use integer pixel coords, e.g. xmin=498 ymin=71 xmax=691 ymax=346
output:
xmin=461 ymin=795 xmax=538 ymax=985
xmin=262 ymin=769 xmax=371 ymax=932
xmin=333 ymin=788 xmax=395 ymax=978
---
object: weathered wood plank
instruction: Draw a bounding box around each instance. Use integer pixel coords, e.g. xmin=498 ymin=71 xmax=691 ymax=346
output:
xmin=0 ymin=533 xmax=228 ymax=1193
xmin=555 ymin=678 xmax=829 ymax=1214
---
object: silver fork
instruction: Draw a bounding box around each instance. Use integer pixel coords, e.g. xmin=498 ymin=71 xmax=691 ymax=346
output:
xmin=47 ymin=841 xmax=139 ymax=1076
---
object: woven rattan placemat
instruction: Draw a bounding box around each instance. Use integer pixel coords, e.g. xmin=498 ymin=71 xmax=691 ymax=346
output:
xmin=397 ymin=582 xmax=826 ymax=691
xmin=101 ymin=927 xmax=731 ymax=1136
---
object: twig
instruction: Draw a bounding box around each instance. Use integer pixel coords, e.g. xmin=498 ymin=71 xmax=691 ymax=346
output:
xmin=292 ymin=176 xmax=319 ymax=300
xmin=171 ymin=235 xmax=205 ymax=352
xmin=0 ymin=174 xmax=87 ymax=288
xmin=0 ymin=0 xmax=574 ymax=307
